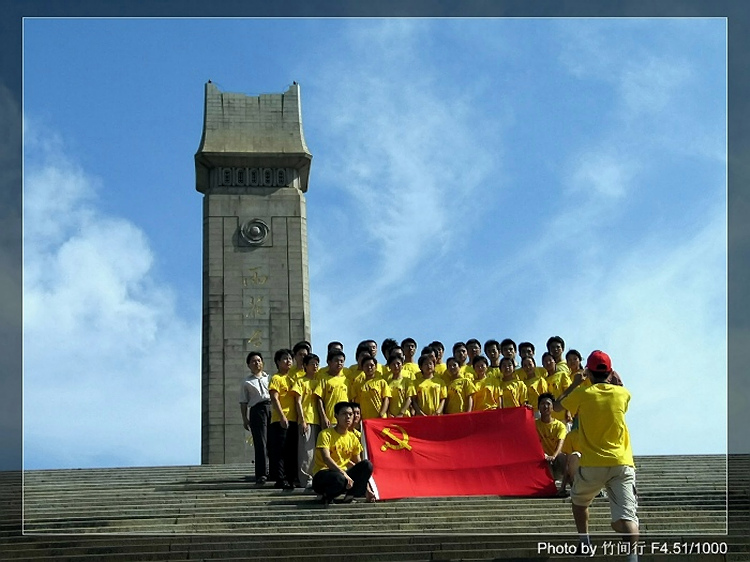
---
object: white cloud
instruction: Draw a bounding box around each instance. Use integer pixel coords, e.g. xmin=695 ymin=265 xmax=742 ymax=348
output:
xmin=23 ymin=125 xmax=201 ymax=469
xmin=307 ymin=20 xmax=501 ymax=336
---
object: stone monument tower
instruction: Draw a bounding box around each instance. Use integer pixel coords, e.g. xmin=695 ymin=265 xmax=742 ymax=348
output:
xmin=195 ymin=82 xmax=312 ymax=464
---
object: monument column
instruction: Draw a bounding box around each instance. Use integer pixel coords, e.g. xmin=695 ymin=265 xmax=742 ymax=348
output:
xmin=195 ymin=82 xmax=312 ymax=464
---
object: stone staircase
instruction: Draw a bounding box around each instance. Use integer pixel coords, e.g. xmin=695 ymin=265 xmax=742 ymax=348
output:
xmin=1 ymin=454 xmax=748 ymax=561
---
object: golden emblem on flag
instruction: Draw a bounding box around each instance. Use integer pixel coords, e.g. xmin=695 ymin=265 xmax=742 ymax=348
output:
xmin=380 ymin=424 xmax=412 ymax=452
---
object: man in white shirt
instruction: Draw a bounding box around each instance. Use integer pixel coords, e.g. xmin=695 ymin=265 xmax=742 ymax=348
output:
xmin=240 ymin=351 xmax=271 ymax=485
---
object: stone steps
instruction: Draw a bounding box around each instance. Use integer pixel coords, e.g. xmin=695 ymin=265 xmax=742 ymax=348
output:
xmin=1 ymin=454 xmax=748 ymax=561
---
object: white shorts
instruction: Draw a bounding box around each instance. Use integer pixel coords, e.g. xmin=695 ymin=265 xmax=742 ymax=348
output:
xmin=571 ymin=465 xmax=638 ymax=524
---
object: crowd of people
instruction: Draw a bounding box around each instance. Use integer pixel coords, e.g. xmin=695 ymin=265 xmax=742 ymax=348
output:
xmin=239 ymin=336 xmax=638 ymax=560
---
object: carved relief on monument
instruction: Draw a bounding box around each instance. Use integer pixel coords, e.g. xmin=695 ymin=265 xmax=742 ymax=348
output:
xmin=209 ymin=167 xmax=296 ymax=188
xmin=239 ymin=219 xmax=270 ymax=245
xmin=242 ymin=266 xmax=269 ymax=287
xmin=245 ymin=330 xmax=263 ymax=350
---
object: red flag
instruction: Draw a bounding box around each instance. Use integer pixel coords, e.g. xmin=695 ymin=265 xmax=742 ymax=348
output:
xmin=362 ymin=407 xmax=557 ymax=500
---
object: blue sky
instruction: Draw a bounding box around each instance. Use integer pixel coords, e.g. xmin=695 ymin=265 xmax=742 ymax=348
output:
xmin=22 ymin=18 xmax=727 ymax=469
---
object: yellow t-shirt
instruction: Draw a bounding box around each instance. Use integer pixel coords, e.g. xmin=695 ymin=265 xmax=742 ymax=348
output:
xmin=514 ymin=366 xmax=547 ymax=381
xmin=313 ymin=428 xmax=363 ymax=474
xmin=499 ymin=378 xmax=528 ymax=408
xmin=555 ymin=360 xmax=571 ymax=375
xmin=402 ymin=362 xmax=421 ymax=380
xmin=434 ymin=362 xmax=447 ymax=379
xmin=344 ymin=363 xmax=384 ymax=381
xmin=414 ymin=377 xmax=447 ymax=415
xmin=535 ymin=418 xmax=568 ymax=456
xmin=290 ymin=376 xmax=321 ymax=425
xmin=560 ymin=384 xmax=634 ymax=467
xmin=350 ymin=376 xmax=392 ymax=419
xmin=288 ymin=365 xmax=306 ymax=382
xmin=561 ymin=428 xmax=580 ymax=455
xmin=524 ymin=375 xmax=549 ymax=411
xmin=471 ymin=376 xmax=502 ymax=411
xmin=345 ymin=364 xmax=362 ymax=382
xmin=269 ymin=373 xmax=298 ymax=423
xmin=433 ymin=369 xmax=450 ymax=385
xmin=546 ymin=371 xmax=572 ymax=422
xmin=314 ymin=374 xmax=350 ymax=423
xmin=387 ymin=377 xmax=415 ymax=417
xmin=445 ymin=377 xmax=477 ymax=414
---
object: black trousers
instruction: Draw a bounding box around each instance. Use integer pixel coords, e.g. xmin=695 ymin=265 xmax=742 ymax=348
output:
xmin=268 ymin=421 xmax=299 ymax=484
xmin=249 ymin=401 xmax=271 ymax=479
xmin=268 ymin=421 xmax=286 ymax=482
xmin=312 ymin=460 xmax=373 ymax=500
xmin=283 ymin=421 xmax=299 ymax=485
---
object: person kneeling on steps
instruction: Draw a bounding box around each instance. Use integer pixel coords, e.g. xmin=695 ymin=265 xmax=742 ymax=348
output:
xmin=312 ymin=401 xmax=373 ymax=506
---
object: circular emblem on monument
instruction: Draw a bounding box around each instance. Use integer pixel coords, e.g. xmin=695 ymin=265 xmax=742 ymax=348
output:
xmin=240 ymin=219 xmax=269 ymax=245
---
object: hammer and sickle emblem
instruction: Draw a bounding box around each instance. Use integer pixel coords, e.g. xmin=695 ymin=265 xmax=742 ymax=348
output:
xmin=380 ymin=424 xmax=412 ymax=452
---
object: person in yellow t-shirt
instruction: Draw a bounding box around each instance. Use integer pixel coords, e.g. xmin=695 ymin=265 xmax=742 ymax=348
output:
xmin=543 ymin=352 xmax=572 ymax=424
xmin=316 ymin=341 xmax=343 ymax=379
xmin=522 ymin=356 xmax=548 ymax=413
xmin=269 ymin=348 xmax=298 ymax=489
xmin=444 ymin=357 xmax=476 ymax=414
xmin=518 ymin=341 xmax=549 ymax=380
xmin=464 ymin=338 xmax=482 ymax=380
xmin=346 ymin=344 xmax=368 ymax=383
xmin=401 ymin=338 xmax=420 ymax=379
xmin=500 ymin=338 xmax=520 ymax=371
xmin=362 ymin=339 xmax=380 ymax=363
xmin=470 ymin=355 xmax=501 ymax=411
xmin=349 ymin=355 xmax=391 ymax=419
xmin=430 ymin=340 xmax=447 ymax=380
xmin=290 ymin=353 xmax=322 ymax=489
xmin=385 ymin=355 xmax=414 ymax=417
xmin=558 ymin=349 xmax=611 ymax=497
xmin=415 ymin=346 xmax=439 ymax=384
xmin=535 ymin=392 xmax=568 ymax=487
xmin=349 ymin=402 xmax=362 ymax=437
xmin=315 ymin=350 xmax=350 ymax=429
xmin=484 ymin=339 xmax=502 ymax=379
xmin=498 ymin=356 xmax=528 ymax=408
xmin=412 ymin=354 xmax=447 ymax=416
xmin=312 ymin=401 xmax=374 ymax=506
xmin=289 ymin=341 xmax=312 ymax=381
xmin=348 ymin=340 xmax=385 ymax=381
xmin=451 ymin=341 xmax=470 ymax=378
xmin=546 ymin=336 xmax=570 ymax=375
xmin=556 ymin=350 xmax=638 ymax=556
xmin=381 ymin=345 xmax=403 ymax=379
xmin=380 ymin=338 xmax=399 ymax=373
xmin=566 ymin=349 xmax=585 ymax=389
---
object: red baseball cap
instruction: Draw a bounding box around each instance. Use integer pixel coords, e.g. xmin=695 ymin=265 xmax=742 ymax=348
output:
xmin=586 ymin=350 xmax=612 ymax=373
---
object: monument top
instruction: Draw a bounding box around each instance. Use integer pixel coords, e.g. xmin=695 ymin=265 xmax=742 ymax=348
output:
xmin=195 ymin=82 xmax=312 ymax=193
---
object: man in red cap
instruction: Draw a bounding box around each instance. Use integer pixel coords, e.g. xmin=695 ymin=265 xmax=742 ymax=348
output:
xmin=554 ymin=350 xmax=639 ymax=561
